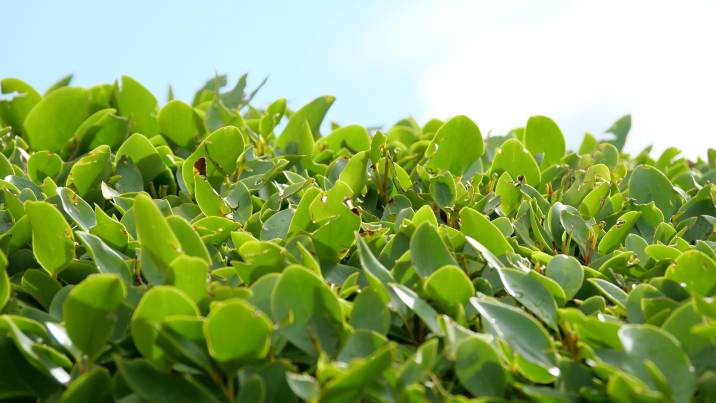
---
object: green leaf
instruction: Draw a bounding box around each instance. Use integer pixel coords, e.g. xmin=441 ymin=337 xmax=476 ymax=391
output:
xmin=390 ymin=283 xmax=443 ymax=336
xmin=237 ymin=374 xmax=266 ymax=403
xmin=0 ymin=251 xmax=9 ymax=311
xmin=117 ymin=357 xmax=219 ymax=403
xmin=63 ymin=273 xmax=126 ymax=356
xmin=588 ymin=278 xmax=628 ymax=309
xmin=158 ymin=100 xmax=202 ymax=148
xmin=204 ymin=299 xmax=272 ymax=370
xmin=455 ymin=336 xmax=506 ymax=397
xmin=350 ymin=286 xmax=391 ymax=335
xmin=66 ymin=145 xmax=111 ymax=200
xmin=424 ymin=265 xmax=474 ymax=308
xmin=338 ymin=331 xmax=386 ymax=365
xmin=0 ymin=78 xmax=41 ymax=134
xmin=618 ymin=325 xmax=695 ymax=403
xmin=279 ymin=95 xmax=334 ymax=142
xmin=544 ymin=255 xmax=584 ymax=300
xmin=491 ymin=138 xmax=541 ymax=186
xmin=425 ymin=115 xmax=484 ymax=176
xmin=524 ymin=115 xmax=565 ymax=167
xmin=598 ymin=210 xmax=641 ymax=254
xmin=278 ymin=120 xmax=315 ymax=156
xmin=579 ymin=181 xmax=610 ymax=218
xmin=25 ymin=200 xmax=75 ymax=276
xmin=167 ymin=255 xmax=208 ymax=305
xmin=320 ymin=344 xmax=394 ymax=403
xmin=629 ymin=165 xmax=681 ymax=219
xmin=72 ymin=107 xmax=128 ymax=151
xmin=0 ymin=317 xmax=69 ymax=388
xmin=286 ymin=373 xmax=319 ymax=402
xmin=155 ymin=316 xmax=213 ymax=373
xmin=662 ymin=302 xmax=713 ymax=360
xmin=665 ymin=250 xmax=716 ymax=296
xmin=410 ymin=222 xmax=457 ymax=278
xmin=224 ymin=181 xmax=253 ymax=224
xmin=24 ymin=87 xmax=89 ymax=152
xmin=90 ymin=207 xmax=129 ymax=251
xmin=412 ymin=204 xmax=438 ymax=228
xmin=21 ymin=269 xmax=61 ymax=309
xmin=134 ymin=193 xmax=183 ymax=271
xmin=605 ymin=114 xmax=631 ymax=151
xmin=27 ymin=151 xmax=63 ymax=183
xmin=115 ymin=75 xmax=159 ymax=135
xmin=495 ymin=172 xmax=521 ymax=216
xmin=320 ymin=124 xmax=370 ymax=153
xmin=194 ymin=175 xmax=231 ymax=217
xmin=57 ymin=187 xmax=96 ymax=231
xmin=58 ymin=368 xmax=112 ymax=403
xmin=271 ymin=266 xmax=344 ymax=355
xmin=471 ymin=297 xmax=558 ymax=375
xmin=0 ymin=152 xmax=13 ymax=179
xmin=115 ymin=133 xmax=168 ymax=185
xmin=397 ymin=338 xmax=439 ymax=387
xmin=130 ymin=286 xmax=199 ymax=366
xmin=166 ymin=216 xmax=210 ymax=264
xmin=578 ymin=133 xmax=598 ymax=155
xmin=338 ymin=150 xmax=369 ymax=195
xmin=181 ymin=126 xmax=245 ymax=196
xmin=559 ymin=206 xmax=593 ymax=253
xmin=355 ymin=233 xmax=394 ymax=286
xmin=45 ymin=74 xmax=73 ymax=94
xmin=497 ymin=267 xmax=559 ymax=329
xmin=459 ymin=207 xmax=514 ymax=256
xmin=429 ymin=172 xmax=456 ymax=209
xmin=76 ymin=231 xmax=132 ymax=284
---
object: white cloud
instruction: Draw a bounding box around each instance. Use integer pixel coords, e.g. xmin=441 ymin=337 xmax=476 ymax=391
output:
xmin=419 ymin=0 xmax=716 ymax=159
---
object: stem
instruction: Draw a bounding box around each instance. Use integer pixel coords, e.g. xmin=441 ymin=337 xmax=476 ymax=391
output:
xmin=206 ymin=368 xmax=226 ymax=400
xmin=226 ymin=373 xmax=236 ymax=403
xmin=562 ymin=232 xmax=572 ymax=255
xmin=404 ymin=315 xmax=418 ymax=346
xmin=82 ymin=353 xmax=94 ymax=374
xmin=584 ymin=232 xmax=596 ymax=266
xmin=381 ymin=156 xmax=390 ymax=206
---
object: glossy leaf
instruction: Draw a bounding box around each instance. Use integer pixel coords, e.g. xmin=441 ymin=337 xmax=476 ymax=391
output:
xmin=455 ymin=336 xmax=506 ymax=397
xmin=497 ymin=267 xmax=559 ymax=329
xmin=204 ymin=299 xmax=272 ymax=370
xmin=63 ymin=273 xmax=126 ymax=356
xmin=524 ymin=115 xmax=565 ymax=167
xmin=598 ymin=210 xmax=641 ymax=254
xmin=665 ymin=250 xmax=716 ymax=296
xmin=424 ymin=115 xmax=484 ymax=176
xmin=131 ymin=286 xmax=199 ymax=366
xmin=471 ymin=297 xmax=558 ymax=374
xmin=410 ymin=222 xmax=457 ymax=278
xmin=158 ymin=99 xmax=201 ymax=148
xmin=629 ymin=165 xmax=681 ymax=218
xmin=424 ymin=265 xmax=474 ymax=308
xmin=545 ymin=255 xmax=584 ymax=300
xmin=460 ymin=207 xmax=514 ymax=256
xmin=491 ymin=138 xmax=541 ymax=186
xmin=618 ymin=325 xmax=695 ymax=403
xmin=134 ymin=193 xmax=183 ymax=270
xmin=24 ymin=87 xmax=89 ymax=152
xmin=25 ymin=200 xmax=75 ymax=276
xmin=76 ymin=231 xmax=132 ymax=284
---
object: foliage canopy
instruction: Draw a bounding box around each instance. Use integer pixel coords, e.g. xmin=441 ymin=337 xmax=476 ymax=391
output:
xmin=1 ymin=74 xmax=716 ymax=402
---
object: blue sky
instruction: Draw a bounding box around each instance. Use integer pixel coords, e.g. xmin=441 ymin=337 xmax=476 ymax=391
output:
xmin=4 ymin=0 xmax=716 ymax=158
